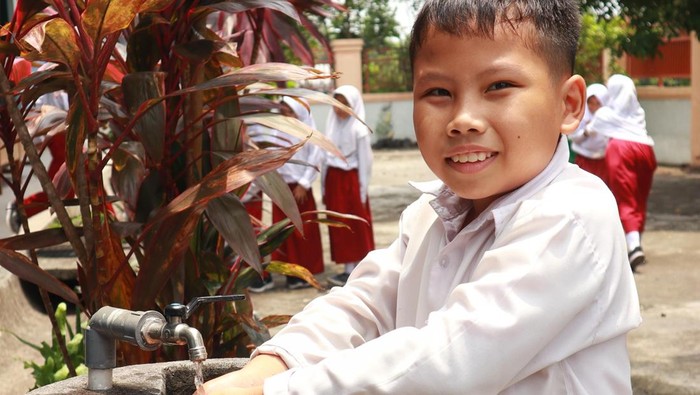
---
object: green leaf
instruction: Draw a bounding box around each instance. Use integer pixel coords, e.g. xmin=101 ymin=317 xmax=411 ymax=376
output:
xmin=52 ymin=363 xmax=69 ymax=382
xmin=55 ymin=302 xmax=68 ymax=336
xmin=67 ymin=333 xmax=84 ymax=357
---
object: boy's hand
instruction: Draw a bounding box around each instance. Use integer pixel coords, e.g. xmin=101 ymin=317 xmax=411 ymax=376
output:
xmin=198 ymin=354 xmax=288 ymax=395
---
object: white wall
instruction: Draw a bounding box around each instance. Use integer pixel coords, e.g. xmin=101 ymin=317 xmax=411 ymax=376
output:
xmin=641 ymin=98 xmax=692 ymax=166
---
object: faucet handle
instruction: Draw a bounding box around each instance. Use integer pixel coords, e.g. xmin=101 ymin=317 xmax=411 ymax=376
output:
xmin=165 ymin=295 xmax=246 ymax=320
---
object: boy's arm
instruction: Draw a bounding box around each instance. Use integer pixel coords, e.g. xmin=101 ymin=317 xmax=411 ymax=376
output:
xmin=257 ymin=203 xmax=639 ymax=394
xmin=200 ymin=354 xmax=287 ymax=395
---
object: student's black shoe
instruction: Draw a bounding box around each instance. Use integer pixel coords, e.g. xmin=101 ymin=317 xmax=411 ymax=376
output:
xmin=628 ymin=247 xmax=646 ymax=272
xmin=327 ymin=272 xmax=350 ymax=287
xmin=248 ymin=276 xmax=274 ymax=293
xmin=286 ymin=276 xmax=312 ymax=290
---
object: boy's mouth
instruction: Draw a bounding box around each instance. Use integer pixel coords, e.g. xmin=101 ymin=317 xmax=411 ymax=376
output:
xmin=449 ymin=152 xmax=496 ymax=163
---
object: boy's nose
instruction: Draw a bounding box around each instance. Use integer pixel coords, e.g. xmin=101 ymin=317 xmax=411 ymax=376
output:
xmin=447 ymin=105 xmax=486 ymax=136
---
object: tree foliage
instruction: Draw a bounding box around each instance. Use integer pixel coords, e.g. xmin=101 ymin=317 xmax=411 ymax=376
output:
xmin=575 ymin=12 xmax=628 ymax=83
xmin=327 ymin=0 xmax=400 ymax=49
xmin=581 ymin=0 xmax=700 ymax=57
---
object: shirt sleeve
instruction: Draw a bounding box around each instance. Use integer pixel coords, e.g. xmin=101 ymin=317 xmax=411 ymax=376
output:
xmin=258 ymin=204 xmax=635 ymax=394
xmin=296 ymin=143 xmax=323 ymax=190
xmin=356 ymin=134 xmax=373 ymax=204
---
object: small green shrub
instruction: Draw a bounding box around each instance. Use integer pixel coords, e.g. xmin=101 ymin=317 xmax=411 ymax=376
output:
xmin=12 ymin=302 xmax=87 ymax=389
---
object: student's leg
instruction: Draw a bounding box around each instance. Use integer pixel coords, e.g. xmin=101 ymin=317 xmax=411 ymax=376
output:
xmin=605 ymin=139 xmax=642 ymax=237
xmin=633 ymin=143 xmax=657 ymax=234
xmin=605 ymin=139 xmax=654 ymax=271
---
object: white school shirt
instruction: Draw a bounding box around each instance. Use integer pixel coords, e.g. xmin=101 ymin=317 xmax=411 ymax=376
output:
xmin=247 ymin=124 xmax=323 ymax=190
xmin=273 ymin=131 xmax=323 ymax=190
xmin=256 ymin=137 xmax=641 ymax=394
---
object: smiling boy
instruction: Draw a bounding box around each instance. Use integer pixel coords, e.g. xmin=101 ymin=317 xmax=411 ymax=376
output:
xmin=202 ymin=1 xmax=641 ymax=394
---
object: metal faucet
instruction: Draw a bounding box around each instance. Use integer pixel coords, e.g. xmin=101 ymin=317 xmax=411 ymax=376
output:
xmin=85 ymin=295 xmax=245 ymax=391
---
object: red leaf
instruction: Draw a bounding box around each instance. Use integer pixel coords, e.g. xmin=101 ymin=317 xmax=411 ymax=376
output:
xmin=0 ymin=248 xmax=81 ymax=306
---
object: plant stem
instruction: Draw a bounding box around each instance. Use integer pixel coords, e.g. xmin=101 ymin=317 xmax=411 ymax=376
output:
xmin=0 ymin=70 xmax=78 ymax=378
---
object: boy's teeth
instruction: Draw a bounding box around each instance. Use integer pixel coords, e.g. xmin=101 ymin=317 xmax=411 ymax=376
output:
xmin=451 ymin=152 xmax=492 ymax=163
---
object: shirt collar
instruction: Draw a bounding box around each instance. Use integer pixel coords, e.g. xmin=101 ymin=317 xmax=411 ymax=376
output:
xmin=411 ymin=136 xmax=569 ymax=235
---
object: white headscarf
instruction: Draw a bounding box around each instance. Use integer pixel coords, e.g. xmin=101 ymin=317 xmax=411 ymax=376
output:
xmin=581 ymin=83 xmax=608 ymax=127
xmin=325 ymin=85 xmax=370 ymax=158
xmin=570 ymin=83 xmax=609 ymax=159
xmin=282 ymin=96 xmax=316 ymax=130
xmin=586 ymin=74 xmax=654 ymax=146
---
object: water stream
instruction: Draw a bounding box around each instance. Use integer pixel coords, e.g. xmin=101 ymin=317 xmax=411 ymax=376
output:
xmin=194 ymin=360 xmax=205 ymax=394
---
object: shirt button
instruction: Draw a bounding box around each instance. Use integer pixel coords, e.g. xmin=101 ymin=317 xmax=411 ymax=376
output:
xmin=440 ymin=257 xmax=448 ymax=267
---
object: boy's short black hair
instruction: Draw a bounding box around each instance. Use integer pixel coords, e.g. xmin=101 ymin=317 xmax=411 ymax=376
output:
xmin=409 ymin=0 xmax=581 ymax=78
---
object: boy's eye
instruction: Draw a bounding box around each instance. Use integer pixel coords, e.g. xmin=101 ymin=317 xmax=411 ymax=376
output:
xmin=487 ymin=81 xmax=513 ymax=91
xmin=426 ymin=88 xmax=450 ymax=97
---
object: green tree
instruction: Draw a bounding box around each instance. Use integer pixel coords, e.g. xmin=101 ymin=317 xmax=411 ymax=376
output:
xmin=581 ymin=0 xmax=700 ymax=57
xmin=575 ymin=12 xmax=628 ymax=83
xmin=328 ymin=0 xmax=400 ymax=48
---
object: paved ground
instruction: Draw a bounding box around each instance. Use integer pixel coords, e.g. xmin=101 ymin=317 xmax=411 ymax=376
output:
xmin=1 ymin=149 xmax=699 ymax=394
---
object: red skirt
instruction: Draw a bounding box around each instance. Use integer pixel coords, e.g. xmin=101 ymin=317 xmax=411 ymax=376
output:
xmin=575 ymin=155 xmax=607 ymax=183
xmin=324 ymin=167 xmax=375 ymax=263
xmin=604 ymin=139 xmax=657 ymax=233
xmin=271 ymin=183 xmax=324 ymax=274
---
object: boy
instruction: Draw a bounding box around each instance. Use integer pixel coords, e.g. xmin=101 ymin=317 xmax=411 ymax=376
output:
xmin=202 ymin=0 xmax=641 ymax=393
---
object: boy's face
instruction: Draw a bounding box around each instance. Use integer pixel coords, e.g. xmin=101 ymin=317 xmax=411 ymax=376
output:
xmin=412 ymin=27 xmax=584 ymax=213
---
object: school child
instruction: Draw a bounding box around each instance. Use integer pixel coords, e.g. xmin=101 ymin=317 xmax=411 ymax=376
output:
xmin=202 ymin=1 xmax=641 ymax=393
xmin=244 ymin=97 xmax=325 ymax=291
xmin=569 ymin=83 xmax=609 ymax=181
xmin=270 ymin=97 xmax=325 ymax=289
xmin=586 ymin=74 xmax=657 ymax=272
xmin=322 ymin=85 xmax=375 ymax=287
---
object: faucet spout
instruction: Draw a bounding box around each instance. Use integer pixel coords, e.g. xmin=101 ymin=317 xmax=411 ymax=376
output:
xmin=85 ymin=296 xmax=244 ymax=390
xmin=177 ymin=325 xmax=207 ymax=362
xmin=144 ymin=320 xmax=207 ymax=362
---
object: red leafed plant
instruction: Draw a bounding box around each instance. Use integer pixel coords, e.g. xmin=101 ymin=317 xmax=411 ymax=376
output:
xmin=0 ymin=0 xmax=351 ymax=374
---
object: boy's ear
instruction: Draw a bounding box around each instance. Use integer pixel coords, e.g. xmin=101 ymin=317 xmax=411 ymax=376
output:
xmin=560 ymin=75 xmax=586 ymax=135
